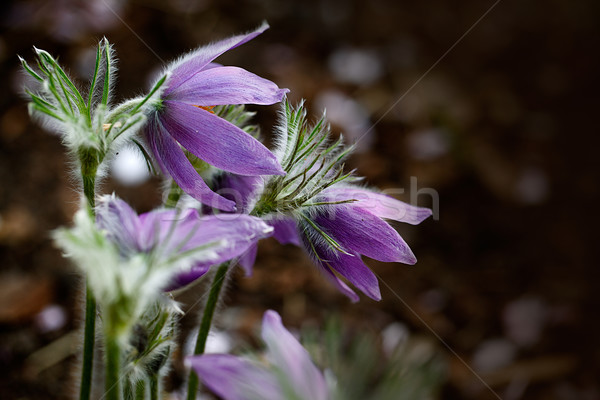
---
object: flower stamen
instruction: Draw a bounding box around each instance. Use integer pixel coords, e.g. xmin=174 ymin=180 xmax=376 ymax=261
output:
xmin=194 ymin=105 xmax=215 ymax=114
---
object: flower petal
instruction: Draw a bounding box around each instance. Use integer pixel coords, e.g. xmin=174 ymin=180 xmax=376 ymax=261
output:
xmin=269 ymin=218 xmax=301 ymax=246
xmin=164 ymin=22 xmax=269 ymax=96
xmin=166 ymin=263 xmax=210 ymax=291
xmin=188 ymin=354 xmax=282 ymax=400
xmin=239 ymin=243 xmax=258 ymax=276
xmin=216 ymin=173 xmax=263 ymax=213
xmin=161 ymin=101 xmax=285 ymax=177
xmin=317 ymin=261 xmax=360 ymax=303
xmin=170 ymin=66 xmax=288 ymax=106
xmin=323 ymin=251 xmax=381 ymax=301
xmin=315 ymin=205 xmax=417 ymax=264
xmin=323 ymin=186 xmax=432 ymax=225
xmin=146 ymin=115 xmax=236 ymax=211
xmin=137 ymin=207 xmax=199 ymax=252
xmin=262 ymin=311 xmax=329 ymax=400
xmin=167 ymin=214 xmax=273 ymax=290
xmin=95 ymin=196 xmax=141 ymax=255
xmin=302 ymin=235 xmax=360 ymax=302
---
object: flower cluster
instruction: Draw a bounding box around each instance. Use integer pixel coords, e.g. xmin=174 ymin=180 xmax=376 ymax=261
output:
xmin=195 ymin=101 xmax=432 ymax=302
xmin=22 ymin=22 xmax=435 ymax=400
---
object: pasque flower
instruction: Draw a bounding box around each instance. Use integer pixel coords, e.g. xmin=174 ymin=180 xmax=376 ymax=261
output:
xmin=196 ymin=101 xmax=432 ymax=302
xmin=296 ymin=185 xmax=432 ymax=302
xmin=188 ymin=310 xmax=329 ymax=400
xmin=94 ymin=195 xmax=273 ymax=290
xmin=146 ymin=23 xmax=288 ymax=211
xmin=219 ymin=179 xmax=432 ymax=302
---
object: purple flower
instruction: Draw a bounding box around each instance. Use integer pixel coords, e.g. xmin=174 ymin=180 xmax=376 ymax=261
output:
xmin=297 ymin=186 xmax=432 ymax=302
xmin=146 ymin=23 xmax=288 ymax=212
xmin=95 ymin=195 xmax=273 ymax=289
xmin=188 ymin=310 xmax=329 ymax=400
xmin=221 ymin=178 xmax=432 ymax=302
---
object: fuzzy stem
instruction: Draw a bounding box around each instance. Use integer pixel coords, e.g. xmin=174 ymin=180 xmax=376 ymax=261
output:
xmin=79 ymin=148 xmax=100 ymax=400
xmin=104 ymin=331 xmax=121 ymax=400
xmin=150 ymin=374 xmax=159 ymax=400
xmin=186 ymin=263 xmax=229 ymax=400
xmin=80 ymin=148 xmax=99 ymax=209
xmin=79 ymin=287 xmax=96 ymax=400
xmin=135 ymin=380 xmax=145 ymax=400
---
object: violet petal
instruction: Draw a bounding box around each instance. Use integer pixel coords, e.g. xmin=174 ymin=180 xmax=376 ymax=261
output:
xmin=95 ymin=196 xmax=141 ymax=254
xmin=188 ymin=354 xmax=281 ymax=400
xmin=322 ymin=251 xmax=381 ymax=301
xmin=262 ymin=310 xmax=329 ymax=400
xmin=323 ymin=186 xmax=432 ymax=225
xmin=315 ymin=205 xmax=417 ymax=264
xmin=167 ymin=214 xmax=273 ymax=290
xmin=161 ymin=101 xmax=285 ymax=177
xmin=164 ymin=23 xmax=269 ymax=96
xmin=171 ymin=66 xmax=288 ymax=106
xmin=239 ymin=243 xmax=258 ymax=276
xmin=270 ymin=218 xmax=301 ymax=246
xmin=146 ymin=116 xmax=236 ymax=211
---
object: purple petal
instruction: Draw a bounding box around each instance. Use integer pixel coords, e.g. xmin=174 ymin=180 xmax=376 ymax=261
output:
xmin=170 ymin=66 xmax=288 ymax=106
xmin=168 ymin=214 xmax=273 ymax=290
xmin=95 ymin=196 xmax=141 ymax=254
xmin=217 ymin=173 xmax=263 ymax=213
xmin=262 ymin=311 xmax=329 ymax=400
xmin=146 ymin=115 xmax=236 ymax=211
xmin=317 ymin=261 xmax=360 ymax=302
xmin=137 ymin=207 xmax=199 ymax=252
xmin=322 ymin=251 xmax=381 ymax=301
xmin=178 ymin=215 xmax=272 ymax=254
xmin=201 ymin=62 xmax=222 ymax=70
xmin=161 ymin=101 xmax=285 ymax=177
xmin=301 ymin=235 xmax=360 ymax=302
xmin=188 ymin=354 xmax=282 ymax=400
xmin=239 ymin=243 xmax=258 ymax=276
xmin=166 ymin=263 xmax=210 ymax=291
xmin=315 ymin=205 xmax=417 ymax=264
xmin=164 ymin=22 xmax=269 ymax=96
xmin=271 ymin=218 xmax=301 ymax=246
xmin=323 ymin=186 xmax=432 ymax=225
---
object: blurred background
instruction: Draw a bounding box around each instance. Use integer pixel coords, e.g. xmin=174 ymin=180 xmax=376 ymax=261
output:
xmin=0 ymin=0 xmax=599 ymax=399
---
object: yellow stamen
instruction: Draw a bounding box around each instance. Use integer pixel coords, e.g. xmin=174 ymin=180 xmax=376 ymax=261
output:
xmin=102 ymin=121 xmax=123 ymax=131
xmin=194 ymin=105 xmax=216 ymax=114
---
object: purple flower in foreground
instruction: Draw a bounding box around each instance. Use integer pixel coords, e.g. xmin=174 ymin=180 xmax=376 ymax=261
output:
xmin=146 ymin=23 xmax=288 ymax=211
xmin=188 ymin=310 xmax=329 ymax=400
xmin=95 ymin=195 xmax=273 ymax=288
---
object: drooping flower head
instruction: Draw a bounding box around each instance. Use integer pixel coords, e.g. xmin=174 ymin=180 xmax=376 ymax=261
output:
xmin=188 ymin=310 xmax=330 ymax=400
xmin=195 ymin=101 xmax=432 ymax=301
xmin=296 ymin=185 xmax=432 ymax=302
xmin=145 ymin=23 xmax=288 ymax=212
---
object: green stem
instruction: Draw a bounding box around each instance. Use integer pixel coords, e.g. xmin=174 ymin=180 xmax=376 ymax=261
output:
xmin=150 ymin=374 xmax=159 ymax=400
xmin=165 ymin=179 xmax=182 ymax=209
xmin=104 ymin=331 xmax=121 ymax=400
xmin=79 ymin=149 xmax=100 ymax=400
xmin=79 ymin=287 xmax=96 ymax=400
xmin=80 ymin=149 xmax=99 ymax=209
xmin=186 ymin=263 xmax=229 ymax=400
xmin=135 ymin=380 xmax=145 ymax=400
